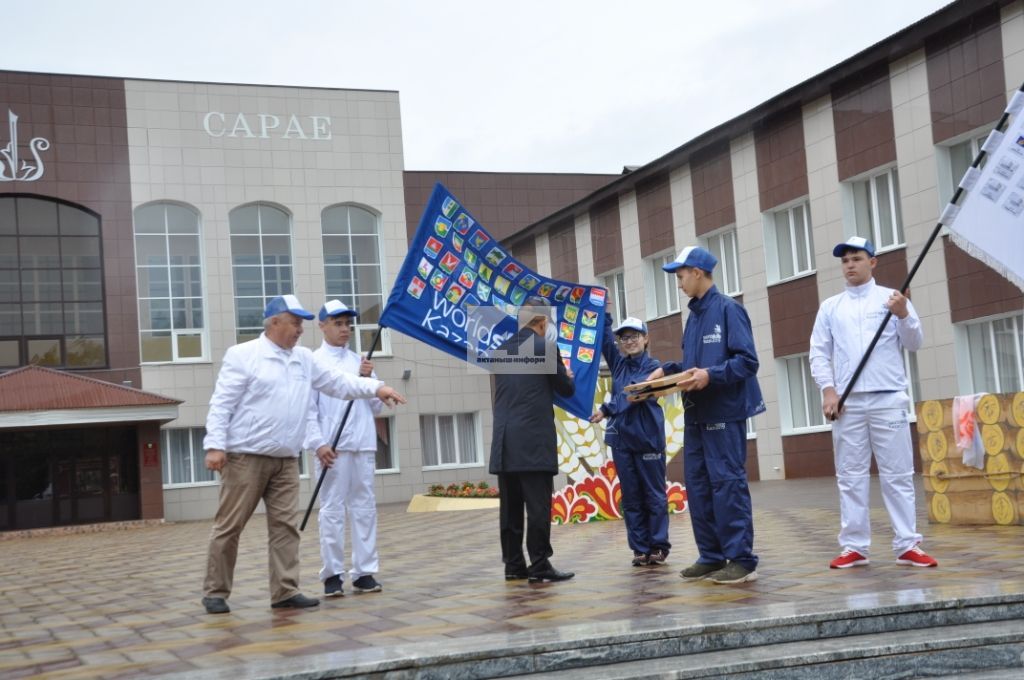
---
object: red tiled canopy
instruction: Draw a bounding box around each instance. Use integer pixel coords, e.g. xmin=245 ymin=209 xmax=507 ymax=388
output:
xmin=0 ymin=366 xmax=181 ymax=412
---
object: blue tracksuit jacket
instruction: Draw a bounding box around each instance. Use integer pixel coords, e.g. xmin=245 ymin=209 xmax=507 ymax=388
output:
xmin=598 ymin=316 xmax=665 ymax=453
xmin=662 ymin=285 xmax=765 ymax=424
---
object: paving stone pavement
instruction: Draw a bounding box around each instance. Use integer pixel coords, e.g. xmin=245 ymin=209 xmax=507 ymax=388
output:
xmin=1 ymin=477 xmax=1022 ymax=679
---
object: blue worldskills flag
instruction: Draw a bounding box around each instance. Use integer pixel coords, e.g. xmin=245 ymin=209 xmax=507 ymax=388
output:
xmin=380 ymin=183 xmax=605 ymax=420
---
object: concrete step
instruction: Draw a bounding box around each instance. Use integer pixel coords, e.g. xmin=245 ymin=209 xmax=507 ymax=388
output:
xmin=532 ymin=619 xmax=1024 ymax=679
xmin=178 ymin=590 xmax=1024 ymax=679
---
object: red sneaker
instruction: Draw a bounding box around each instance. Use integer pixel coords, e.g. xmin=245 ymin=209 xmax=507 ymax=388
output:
xmin=896 ymin=546 xmax=937 ymax=567
xmin=830 ymin=549 xmax=869 ymax=569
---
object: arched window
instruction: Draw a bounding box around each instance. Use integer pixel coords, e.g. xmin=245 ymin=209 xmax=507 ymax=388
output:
xmin=229 ymin=203 xmax=293 ymax=343
xmin=0 ymin=196 xmax=106 ymax=369
xmin=133 ymin=202 xmax=206 ymax=362
xmin=321 ymin=204 xmax=388 ymax=353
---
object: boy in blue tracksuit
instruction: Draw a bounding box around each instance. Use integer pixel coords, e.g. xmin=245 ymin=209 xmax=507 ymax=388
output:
xmin=590 ymin=315 xmax=671 ymax=567
xmin=648 ymin=246 xmax=765 ymax=585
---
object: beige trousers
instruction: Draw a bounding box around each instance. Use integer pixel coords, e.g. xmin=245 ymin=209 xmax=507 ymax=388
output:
xmin=203 ymin=453 xmax=301 ymax=604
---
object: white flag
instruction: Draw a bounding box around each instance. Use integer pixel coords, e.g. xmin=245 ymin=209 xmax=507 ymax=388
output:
xmin=947 ymin=104 xmax=1024 ymax=292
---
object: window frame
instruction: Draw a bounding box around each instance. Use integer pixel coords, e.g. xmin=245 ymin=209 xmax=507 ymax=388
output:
xmin=0 ymin=195 xmax=108 ymax=370
xmin=936 ymin=126 xmax=993 ymax=209
xmin=842 ymin=166 xmax=905 ymax=254
xmin=375 ymin=416 xmax=399 ymax=474
xmin=160 ymin=427 xmax=217 ymax=489
xmin=642 ymin=250 xmax=682 ymax=320
xmin=598 ymin=270 xmax=627 ymax=323
xmin=955 ymin=312 xmax=1024 ymax=395
xmin=700 ymin=226 xmax=742 ymax=296
xmin=320 ymin=203 xmax=391 ymax=356
xmin=420 ymin=412 xmax=484 ymax=470
xmin=763 ymin=199 xmax=815 ymax=285
xmin=229 ymin=201 xmax=295 ymax=344
xmin=776 ymin=353 xmax=829 ymax=435
xmin=133 ymin=201 xmax=209 ymax=364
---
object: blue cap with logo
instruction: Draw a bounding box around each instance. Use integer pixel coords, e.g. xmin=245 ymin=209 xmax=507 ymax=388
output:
xmin=613 ymin=317 xmax=648 ymax=335
xmin=318 ymin=299 xmax=359 ymax=321
xmin=263 ymin=294 xmax=315 ymax=320
xmin=662 ymin=246 xmax=718 ymax=273
xmin=832 ymin=236 xmax=876 ymax=258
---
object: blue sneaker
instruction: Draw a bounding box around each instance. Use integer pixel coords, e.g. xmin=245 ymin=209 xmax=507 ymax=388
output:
xmin=324 ymin=574 xmax=344 ymax=597
xmin=352 ymin=574 xmax=382 ymax=593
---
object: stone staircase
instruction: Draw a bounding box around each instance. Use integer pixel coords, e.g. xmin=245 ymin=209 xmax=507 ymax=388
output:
xmin=182 ymin=590 xmax=1024 ymax=679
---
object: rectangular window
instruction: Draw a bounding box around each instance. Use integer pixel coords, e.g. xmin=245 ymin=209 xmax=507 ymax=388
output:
xmin=134 ymin=203 xmax=207 ymax=363
xmin=1 ymin=196 xmax=107 ymax=369
xmin=701 ymin=228 xmax=742 ymax=295
xmin=321 ymin=205 xmax=390 ymax=355
xmin=961 ymin=314 xmax=1024 ymax=394
xmin=599 ymin=271 xmax=627 ymax=322
xmin=764 ymin=201 xmax=814 ymax=284
xmin=778 ymin=354 xmax=826 ymax=433
xmin=938 ymin=130 xmax=990 ymax=205
xmin=904 ymin=348 xmax=921 ymax=417
xmin=161 ymin=427 xmax=216 ymax=487
xmin=849 ymin=167 xmax=904 ymax=251
xmin=375 ymin=417 xmax=397 ymax=472
xmin=420 ymin=413 xmax=481 ymax=468
xmin=643 ymin=251 xmax=681 ymax=318
xmin=230 ymin=203 xmax=294 ymax=344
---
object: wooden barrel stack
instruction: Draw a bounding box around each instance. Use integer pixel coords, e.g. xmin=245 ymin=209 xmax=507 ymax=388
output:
xmin=917 ymin=392 xmax=1024 ymax=525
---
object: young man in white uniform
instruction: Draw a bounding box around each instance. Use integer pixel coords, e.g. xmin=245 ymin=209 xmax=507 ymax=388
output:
xmin=305 ymin=300 xmax=384 ymax=596
xmin=809 ymin=237 xmax=937 ymax=570
xmin=202 ymin=295 xmax=406 ymax=615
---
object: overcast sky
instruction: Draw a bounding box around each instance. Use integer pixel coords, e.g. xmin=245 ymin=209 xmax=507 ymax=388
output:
xmin=7 ymin=0 xmax=953 ymax=173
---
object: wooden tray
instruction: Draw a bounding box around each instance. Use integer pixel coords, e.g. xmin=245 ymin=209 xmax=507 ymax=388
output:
xmin=624 ymin=371 xmax=694 ymax=402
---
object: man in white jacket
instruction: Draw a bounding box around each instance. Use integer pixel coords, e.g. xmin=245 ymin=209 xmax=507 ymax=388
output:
xmin=201 ymin=295 xmax=405 ymax=615
xmin=305 ymin=300 xmax=385 ymax=596
xmin=809 ymin=237 xmax=937 ymax=570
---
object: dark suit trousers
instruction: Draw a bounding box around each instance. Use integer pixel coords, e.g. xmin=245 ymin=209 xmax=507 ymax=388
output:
xmin=498 ymin=472 xmax=554 ymax=570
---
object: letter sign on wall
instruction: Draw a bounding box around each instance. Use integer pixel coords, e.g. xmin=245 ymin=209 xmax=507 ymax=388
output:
xmin=202 ymin=112 xmax=332 ymax=140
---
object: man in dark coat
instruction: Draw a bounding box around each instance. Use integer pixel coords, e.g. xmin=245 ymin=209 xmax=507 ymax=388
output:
xmin=488 ymin=298 xmax=575 ymax=583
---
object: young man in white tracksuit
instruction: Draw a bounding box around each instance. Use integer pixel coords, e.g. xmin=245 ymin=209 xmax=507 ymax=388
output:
xmin=305 ymin=300 xmax=385 ymax=595
xmin=809 ymin=236 xmax=937 ymax=570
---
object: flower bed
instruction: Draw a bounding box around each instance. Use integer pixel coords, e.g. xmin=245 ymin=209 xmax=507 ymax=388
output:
xmin=426 ymin=481 xmax=500 ymax=499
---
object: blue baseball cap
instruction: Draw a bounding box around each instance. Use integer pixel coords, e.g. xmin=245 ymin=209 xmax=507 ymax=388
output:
xmin=263 ymin=294 xmax=315 ymax=320
xmin=663 ymin=246 xmax=718 ymax=273
xmin=318 ymin=299 xmax=359 ymax=321
xmin=832 ymin=236 xmax=876 ymax=257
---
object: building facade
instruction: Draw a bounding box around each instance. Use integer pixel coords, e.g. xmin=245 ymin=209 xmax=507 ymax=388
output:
xmin=502 ymin=0 xmax=1024 ymax=481
xmin=0 ymin=70 xmax=615 ymax=527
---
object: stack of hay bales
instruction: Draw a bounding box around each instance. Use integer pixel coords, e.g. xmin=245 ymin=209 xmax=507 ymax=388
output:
xmin=917 ymin=392 xmax=1024 ymax=525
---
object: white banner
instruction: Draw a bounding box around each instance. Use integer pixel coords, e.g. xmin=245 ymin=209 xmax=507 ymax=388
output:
xmin=947 ymin=109 xmax=1024 ymax=292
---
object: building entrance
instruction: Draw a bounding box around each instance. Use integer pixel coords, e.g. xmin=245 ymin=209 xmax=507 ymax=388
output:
xmin=1 ymin=426 xmax=139 ymax=531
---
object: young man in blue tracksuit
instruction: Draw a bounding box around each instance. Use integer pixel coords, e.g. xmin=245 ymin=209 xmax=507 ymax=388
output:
xmin=648 ymin=246 xmax=765 ymax=585
xmin=590 ymin=315 xmax=671 ymax=567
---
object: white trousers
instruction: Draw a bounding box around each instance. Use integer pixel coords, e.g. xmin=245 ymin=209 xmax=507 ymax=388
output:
xmin=832 ymin=391 xmax=922 ymax=556
xmin=314 ymin=451 xmax=379 ymax=582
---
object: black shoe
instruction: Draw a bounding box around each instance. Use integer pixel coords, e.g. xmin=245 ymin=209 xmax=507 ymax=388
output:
xmin=505 ymin=569 xmax=529 ymax=580
xmin=202 ymin=596 xmax=230 ymax=614
xmin=324 ymin=575 xmax=343 ymax=597
xmin=528 ymin=566 xmax=575 ymax=583
xmin=271 ymin=593 xmax=320 ymax=609
xmin=648 ymin=548 xmax=669 ymax=565
xmin=631 ymin=552 xmax=649 ymax=567
xmin=680 ymin=560 xmax=726 ymax=581
xmin=352 ymin=575 xmax=382 ymax=593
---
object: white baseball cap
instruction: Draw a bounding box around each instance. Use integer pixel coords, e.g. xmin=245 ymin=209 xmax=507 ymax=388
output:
xmin=613 ymin=317 xmax=648 ymax=335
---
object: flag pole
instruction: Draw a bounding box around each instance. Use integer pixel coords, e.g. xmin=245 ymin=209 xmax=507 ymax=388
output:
xmin=834 ymin=83 xmax=1024 ymax=416
xmin=300 ymin=325 xmax=385 ymax=531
